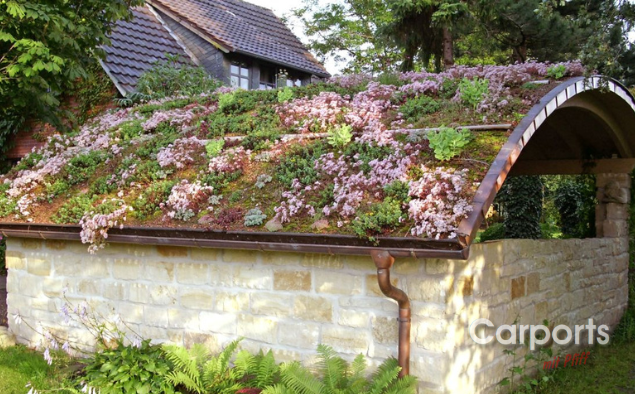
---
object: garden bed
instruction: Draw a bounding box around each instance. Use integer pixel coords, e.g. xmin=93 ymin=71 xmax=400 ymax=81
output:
xmin=0 ymin=62 xmax=584 ymax=252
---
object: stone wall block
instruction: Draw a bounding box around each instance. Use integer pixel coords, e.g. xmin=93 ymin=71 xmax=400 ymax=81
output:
xmin=237 ymin=315 xmax=277 ymax=344
xmin=113 ymin=259 xmax=141 ymax=280
xmin=315 ymin=271 xmax=362 ymax=295
xmin=274 ymin=270 xmax=311 ymax=291
xmin=199 ymin=312 xmax=237 ymax=335
xmin=234 ymin=266 xmax=272 ymax=289
xmin=407 ymin=276 xmax=454 ymax=304
xmin=177 ymin=263 xmax=210 ymax=285
xmin=321 ymin=325 xmax=369 ymax=354
xmin=251 ymin=293 xmax=293 ymax=317
xmin=180 ymin=289 xmax=214 ymax=310
xmin=294 ymin=295 xmax=332 ymax=322
xmin=27 ymin=258 xmax=51 ymax=277
xmin=6 ymin=251 xmax=25 ymax=270
xmin=214 ymin=292 xmax=249 ymax=313
xmin=338 ymin=309 xmax=370 ymax=328
xmin=278 ymin=322 xmax=319 ymax=349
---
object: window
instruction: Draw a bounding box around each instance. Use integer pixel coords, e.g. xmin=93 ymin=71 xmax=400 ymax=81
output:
xmin=259 ymin=67 xmax=276 ymax=90
xmin=286 ymin=79 xmax=302 ymax=87
xmin=231 ymin=63 xmax=250 ymax=89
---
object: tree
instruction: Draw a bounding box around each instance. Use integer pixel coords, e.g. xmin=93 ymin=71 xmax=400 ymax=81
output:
xmin=561 ymin=0 xmax=635 ymax=80
xmin=380 ymin=0 xmax=469 ymax=71
xmin=292 ymin=0 xmax=400 ymax=75
xmin=0 ymin=0 xmax=143 ymax=156
xmin=469 ymin=0 xmax=578 ymax=63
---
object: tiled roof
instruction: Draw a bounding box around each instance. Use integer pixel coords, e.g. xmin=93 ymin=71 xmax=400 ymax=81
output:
xmin=148 ymin=0 xmax=330 ymax=77
xmin=103 ymin=7 xmax=192 ymax=93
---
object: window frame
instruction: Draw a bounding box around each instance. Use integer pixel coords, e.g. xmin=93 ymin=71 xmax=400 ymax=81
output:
xmin=230 ymin=63 xmax=250 ymax=90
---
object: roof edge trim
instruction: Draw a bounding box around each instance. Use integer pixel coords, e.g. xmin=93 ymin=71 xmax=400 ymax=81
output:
xmin=146 ymin=4 xmax=202 ymax=67
xmin=0 ymin=224 xmax=469 ymax=259
xmin=98 ymin=58 xmax=128 ymax=97
xmin=146 ymin=0 xmax=232 ymax=53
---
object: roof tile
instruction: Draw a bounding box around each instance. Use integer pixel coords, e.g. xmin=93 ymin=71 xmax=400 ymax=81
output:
xmin=150 ymin=0 xmax=329 ymax=77
xmin=102 ymin=6 xmax=192 ymax=93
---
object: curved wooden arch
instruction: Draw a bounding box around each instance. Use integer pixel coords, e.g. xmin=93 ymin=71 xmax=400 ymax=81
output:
xmin=458 ymin=76 xmax=635 ymax=246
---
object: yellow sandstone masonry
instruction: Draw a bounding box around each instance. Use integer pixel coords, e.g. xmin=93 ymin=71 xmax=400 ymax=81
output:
xmin=4 ymin=234 xmax=630 ymax=394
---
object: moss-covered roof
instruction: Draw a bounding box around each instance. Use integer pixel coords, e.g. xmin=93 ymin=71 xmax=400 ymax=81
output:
xmin=0 ymin=62 xmax=587 ymax=253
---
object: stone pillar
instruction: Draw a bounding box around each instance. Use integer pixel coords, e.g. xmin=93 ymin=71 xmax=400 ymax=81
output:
xmin=596 ymin=173 xmax=631 ymax=237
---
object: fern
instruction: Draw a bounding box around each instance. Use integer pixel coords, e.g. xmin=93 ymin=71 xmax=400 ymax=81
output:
xmin=366 ymin=358 xmax=401 ymax=394
xmin=202 ymin=339 xmax=245 ymax=393
xmin=347 ymin=354 xmax=368 ymax=393
xmin=262 ymin=384 xmax=295 ymax=394
xmin=162 ymin=344 xmax=206 ymax=394
xmin=384 ymin=375 xmax=417 ymax=394
xmin=280 ymin=362 xmax=324 ymax=394
xmin=317 ymin=344 xmax=347 ymax=392
xmin=255 ymin=350 xmax=279 ymax=388
xmin=234 ymin=350 xmax=257 ymax=377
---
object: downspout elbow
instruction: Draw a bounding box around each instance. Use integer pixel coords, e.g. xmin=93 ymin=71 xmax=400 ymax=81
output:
xmin=370 ymin=249 xmax=411 ymax=377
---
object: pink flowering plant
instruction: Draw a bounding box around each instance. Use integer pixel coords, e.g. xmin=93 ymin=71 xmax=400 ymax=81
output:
xmin=0 ymin=62 xmax=587 ymax=248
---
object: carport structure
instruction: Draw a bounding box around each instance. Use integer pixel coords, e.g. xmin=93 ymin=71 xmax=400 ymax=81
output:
xmin=2 ymin=75 xmax=635 ymax=394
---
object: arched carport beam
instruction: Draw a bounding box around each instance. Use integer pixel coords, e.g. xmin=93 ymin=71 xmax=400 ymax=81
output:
xmin=457 ymin=76 xmax=635 ymax=247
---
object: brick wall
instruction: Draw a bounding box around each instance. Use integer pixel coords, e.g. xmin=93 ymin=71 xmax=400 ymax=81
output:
xmin=5 ymin=232 xmax=629 ymax=393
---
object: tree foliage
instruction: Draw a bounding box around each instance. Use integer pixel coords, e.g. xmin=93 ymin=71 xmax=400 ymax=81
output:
xmin=0 ymin=0 xmax=143 ymax=155
xmin=291 ymin=0 xmax=399 ymax=75
xmin=294 ymin=0 xmax=635 ymax=83
xmin=499 ymin=176 xmax=543 ymax=239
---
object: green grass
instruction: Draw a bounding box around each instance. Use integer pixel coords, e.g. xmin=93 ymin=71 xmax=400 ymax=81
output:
xmin=514 ymin=342 xmax=635 ymax=394
xmin=0 ymin=345 xmax=66 ymax=393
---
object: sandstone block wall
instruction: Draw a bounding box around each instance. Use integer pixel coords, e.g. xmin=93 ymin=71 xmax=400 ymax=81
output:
xmin=5 ymin=235 xmax=629 ymax=394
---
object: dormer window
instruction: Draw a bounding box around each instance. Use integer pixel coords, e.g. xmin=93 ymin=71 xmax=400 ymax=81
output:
xmin=231 ymin=63 xmax=250 ymax=89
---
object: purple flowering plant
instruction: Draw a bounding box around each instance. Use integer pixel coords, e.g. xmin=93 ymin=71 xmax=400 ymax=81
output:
xmin=0 ymin=62 xmax=585 ymax=250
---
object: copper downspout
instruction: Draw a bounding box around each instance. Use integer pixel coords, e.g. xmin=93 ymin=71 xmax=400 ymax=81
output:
xmin=370 ymin=250 xmax=411 ymax=378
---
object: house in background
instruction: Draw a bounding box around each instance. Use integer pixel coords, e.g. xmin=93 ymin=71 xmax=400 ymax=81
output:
xmin=101 ymin=0 xmax=330 ymax=96
xmin=5 ymin=0 xmax=329 ymax=159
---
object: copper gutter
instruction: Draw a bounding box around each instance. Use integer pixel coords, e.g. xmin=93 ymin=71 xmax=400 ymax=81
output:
xmin=0 ymin=223 xmax=469 ymax=259
xmin=371 ymin=250 xmax=411 ymax=377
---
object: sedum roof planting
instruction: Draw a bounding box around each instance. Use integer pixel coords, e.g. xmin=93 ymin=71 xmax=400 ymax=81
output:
xmin=0 ymin=62 xmax=591 ymax=254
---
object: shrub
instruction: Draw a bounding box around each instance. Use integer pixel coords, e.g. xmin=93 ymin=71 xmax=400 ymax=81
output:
xmin=132 ymin=180 xmax=176 ymax=220
xmin=64 ymin=150 xmax=108 ymax=185
xmin=45 ymin=179 xmax=71 ymax=200
xmin=553 ymin=176 xmax=596 ymax=238
xmin=135 ymin=55 xmax=222 ymax=99
xmin=352 ymin=198 xmax=404 ymax=241
xmin=327 ymin=124 xmax=353 ymax=148
xmin=498 ymin=176 xmax=543 ymax=239
xmin=426 ymin=127 xmax=473 ymax=161
xmin=205 ymin=139 xmax=225 ymax=158
xmin=83 ymin=338 xmax=175 ymax=394
xmin=276 ymin=141 xmax=328 ymax=188
xmin=118 ymin=120 xmax=144 ymax=141
xmin=458 ymin=77 xmax=489 ymax=109
xmin=52 ymin=195 xmax=97 ymax=224
xmin=244 ymin=208 xmax=267 ymax=227
xmin=398 ymin=95 xmax=440 ymax=123
xmin=255 ymin=174 xmax=272 ymax=189
xmin=0 ymin=195 xmax=16 ymax=217
xmin=479 ymin=222 xmax=505 ymax=242
xmin=277 ymin=87 xmax=294 ymax=103
xmin=546 ymin=64 xmax=567 ymax=80
xmin=383 ymin=180 xmax=411 ymax=203
xmin=343 ymin=142 xmax=393 ymax=174
xmin=241 ymin=129 xmax=280 ymax=151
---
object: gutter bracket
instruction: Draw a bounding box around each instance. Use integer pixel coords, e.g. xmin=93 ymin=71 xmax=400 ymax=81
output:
xmin=370 ymin=250 xmax=411 ymax=378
